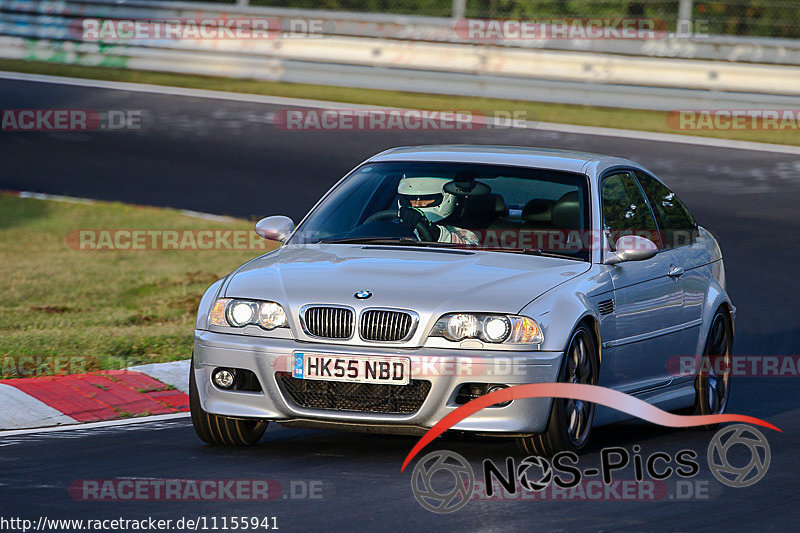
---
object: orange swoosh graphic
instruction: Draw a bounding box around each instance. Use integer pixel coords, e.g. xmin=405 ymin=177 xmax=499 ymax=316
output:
xmin=400 ymin=383 xmax=781 ymax=472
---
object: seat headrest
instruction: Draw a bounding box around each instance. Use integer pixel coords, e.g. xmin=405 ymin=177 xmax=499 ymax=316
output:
xmin=551 ymin=191 xmax=581 ymax=229
xmin=459 ymin=194 xmax=508 ymax=229
xmin=522 ymin=199 xmax=554 ymax=224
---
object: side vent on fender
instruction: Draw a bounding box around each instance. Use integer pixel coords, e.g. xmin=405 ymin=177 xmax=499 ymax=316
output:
xmin=598 ymin=299 xmax=615 ymax=315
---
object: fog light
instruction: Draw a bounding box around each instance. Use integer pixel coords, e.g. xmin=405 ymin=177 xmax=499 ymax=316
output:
xmin=485 ymin=384 xmax=511 ymax=407
xmin=455 ymin=383 xmax=512 ymax=407
xmin=455 ymin=384 xmax=484 ymax=404
xmin=212 ymin=368 xmax=236 ymax=389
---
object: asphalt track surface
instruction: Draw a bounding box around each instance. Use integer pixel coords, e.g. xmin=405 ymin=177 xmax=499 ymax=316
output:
xmin=1 ymin=77 xmax=799 ymax=531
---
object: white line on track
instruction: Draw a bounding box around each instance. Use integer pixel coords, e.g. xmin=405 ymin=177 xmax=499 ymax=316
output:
xmin=0 ymin=412 xmax=190 ymax=437
xmin=3 ymin=70 xmax=800 ymax=155
xmin=3 ymin=190 xmax=235 ymax=221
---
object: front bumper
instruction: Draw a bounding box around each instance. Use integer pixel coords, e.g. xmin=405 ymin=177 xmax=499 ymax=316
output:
xmin=193 ymin=330 xmax=563 ymax=436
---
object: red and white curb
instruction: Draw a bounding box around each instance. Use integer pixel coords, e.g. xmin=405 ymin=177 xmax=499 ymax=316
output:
xmin=0 ymin=360 xmax=191 ymax=431
xmin=1 ymin=190 xmax=223 ymax=433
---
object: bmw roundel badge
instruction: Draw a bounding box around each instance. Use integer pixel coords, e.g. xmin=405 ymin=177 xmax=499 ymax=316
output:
xmin=354 ymin=290 xmax=372 ymax=299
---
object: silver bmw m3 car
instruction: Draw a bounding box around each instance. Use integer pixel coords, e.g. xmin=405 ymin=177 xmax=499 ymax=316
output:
xmin=190 ymin=145 xmax=734 ymax=455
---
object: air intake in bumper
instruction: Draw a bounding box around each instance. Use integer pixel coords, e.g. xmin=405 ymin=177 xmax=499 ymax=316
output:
xmin=277 ymin=373 xmax=431 ymax=414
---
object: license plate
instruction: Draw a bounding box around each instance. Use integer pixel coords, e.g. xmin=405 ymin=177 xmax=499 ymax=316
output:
xmin=292 ymin=352 xmax=410 ymax=385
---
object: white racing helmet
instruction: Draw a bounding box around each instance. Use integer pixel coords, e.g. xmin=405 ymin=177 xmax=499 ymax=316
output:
xmin=396 ymin=176 xmax=456 ymax=223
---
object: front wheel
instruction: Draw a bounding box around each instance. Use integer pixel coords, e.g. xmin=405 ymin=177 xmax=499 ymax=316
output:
xmin=692 ymin=309 xmax=733 ymax=428
xmin=189 ymin=360 xmax=268 ymax=446
xmin=516 ymin=324 xmax=598 ymax=456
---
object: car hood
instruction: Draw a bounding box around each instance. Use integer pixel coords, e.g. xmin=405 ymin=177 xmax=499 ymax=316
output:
xmin=224 ymin=244 xmax=589 ymax=316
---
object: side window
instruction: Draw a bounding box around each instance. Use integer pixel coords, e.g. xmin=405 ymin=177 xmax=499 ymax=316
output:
xmin=601 ymin=172 xmax=661 ymax=249
xmin=635 ymin=172 xmax=697 ymax=249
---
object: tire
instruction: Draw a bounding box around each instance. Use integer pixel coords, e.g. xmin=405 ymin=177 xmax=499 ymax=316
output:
xmin=692 ymin=309 xmax=733 ymax=429
xmin=516 ymin=324 xmax=598 ymax=457
xmin=189 ymin=359 xmax=268 ymax=446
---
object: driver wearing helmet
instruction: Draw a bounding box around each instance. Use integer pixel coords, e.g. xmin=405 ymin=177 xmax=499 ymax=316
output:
xmin=396 ymin=176 xmax=480 ymax=245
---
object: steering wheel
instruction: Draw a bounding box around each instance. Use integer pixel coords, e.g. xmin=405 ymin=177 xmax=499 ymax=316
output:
xmin=362 ymin=210 xmax=433 ymax=242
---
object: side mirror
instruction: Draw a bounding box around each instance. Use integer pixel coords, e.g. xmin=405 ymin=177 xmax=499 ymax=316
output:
xmin=254 ymin=216 xmax=294 ymax=243
xmin=604 ymin=234 xmax=658 ymax=264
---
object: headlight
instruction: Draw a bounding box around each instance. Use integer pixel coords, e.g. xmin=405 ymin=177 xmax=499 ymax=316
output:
xmin=258 ymin=301 xmax=288 ymax=329
xmin=431 ymin=313 xmax=542 ymax=344
xmin=209 ymin=298 xmax=288 ymax=330
xmin=445 ymin=314 xmax=479 ymax=341
xmin=483 ymin=316 xmax=511 ymax=342
xmin=228 ymin=300 xmax=257 ymax=327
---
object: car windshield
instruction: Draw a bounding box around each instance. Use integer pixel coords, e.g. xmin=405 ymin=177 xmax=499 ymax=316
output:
xmin=291 ymin=161 xmax=591 ymax=261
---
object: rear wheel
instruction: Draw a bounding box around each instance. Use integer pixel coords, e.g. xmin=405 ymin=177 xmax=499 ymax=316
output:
xmin=516 ymin=324 xmax=598 ymax=456
xmin=189 ymin=359 xmax=268 ymax=446
xmin=692 ymin=309 xmax=733 ymax=428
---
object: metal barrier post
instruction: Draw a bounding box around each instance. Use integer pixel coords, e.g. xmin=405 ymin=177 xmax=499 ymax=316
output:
xmin=452 ymin=0 xmax=465 ymax=20
xmin=678 ymin=0 xmax=693 ymax=35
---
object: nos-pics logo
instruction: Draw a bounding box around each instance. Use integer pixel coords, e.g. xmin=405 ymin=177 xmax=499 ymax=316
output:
xmin=411 ymin=424 xmax=771 ymax=513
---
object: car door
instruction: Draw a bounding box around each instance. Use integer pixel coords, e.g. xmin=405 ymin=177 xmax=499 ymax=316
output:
xmin=634 ymin=171 xmax=707 ymax=356
xmin=601 ymin=171 xmax=686 ymax=393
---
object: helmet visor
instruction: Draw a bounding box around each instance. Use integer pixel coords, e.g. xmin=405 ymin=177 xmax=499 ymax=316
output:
xmin=398 ymin=193 xmax=444 ymax=209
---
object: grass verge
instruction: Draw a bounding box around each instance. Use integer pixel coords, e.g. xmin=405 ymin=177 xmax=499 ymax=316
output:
xmin=0 ymin=193 xmax=277 ymax=377
xmin=1 ymin=58 xmax=798 ymax=147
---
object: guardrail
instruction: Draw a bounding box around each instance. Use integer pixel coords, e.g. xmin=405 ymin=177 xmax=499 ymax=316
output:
xmin=109 ymin=0 xmax=800 ymax=41
xmin=2 ymin=0 xmax=800 ymax=111
xmin=6 ymin=0 xmax=800 ymax=65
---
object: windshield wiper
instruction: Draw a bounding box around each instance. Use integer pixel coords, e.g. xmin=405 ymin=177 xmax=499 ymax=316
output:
xmin=319 ymin=238 xmax=584 ymax=260
xmin=480 ymin=248 xmax=585 ymax=261
xmin=320 ymin=237 xmax=460 ymax=248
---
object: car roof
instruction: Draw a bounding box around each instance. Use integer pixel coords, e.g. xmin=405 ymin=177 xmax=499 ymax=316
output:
xmin=366 ymin=145 xmax=639 ymax=176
